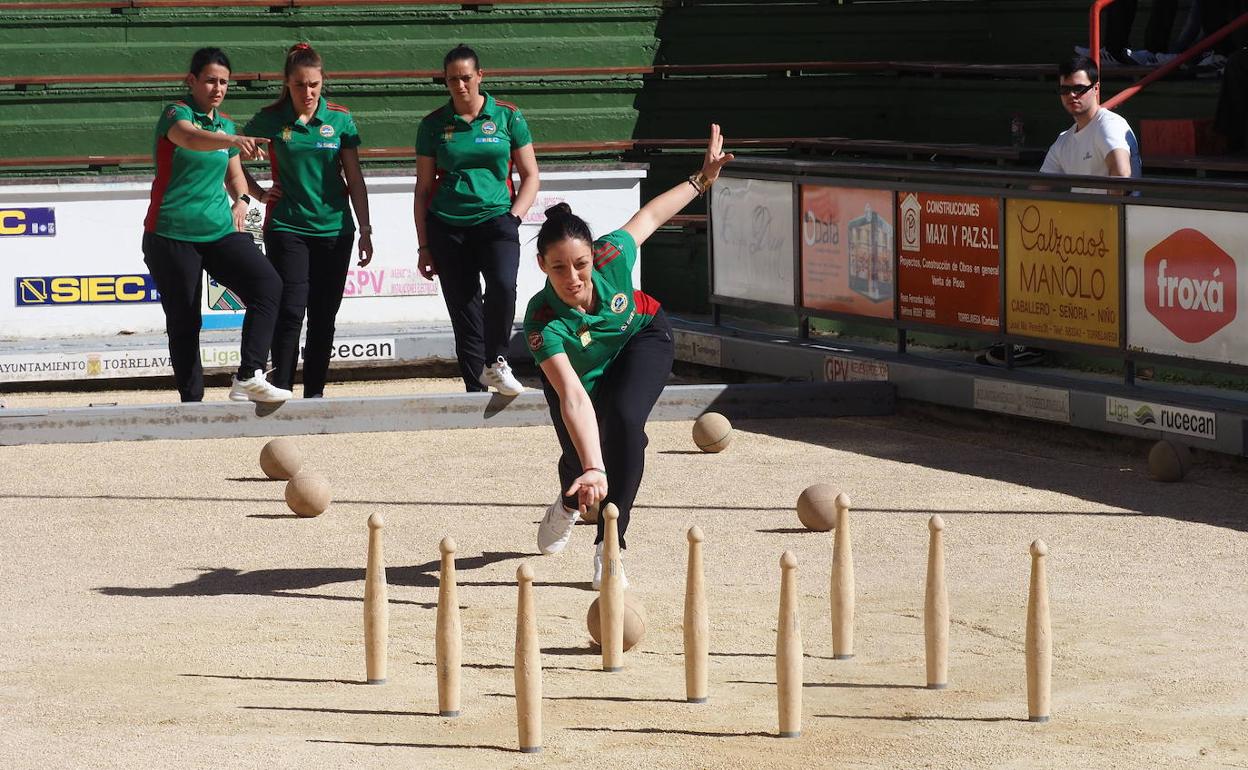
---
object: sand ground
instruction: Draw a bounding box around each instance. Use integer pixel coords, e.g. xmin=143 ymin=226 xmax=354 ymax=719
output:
xmin=1 ymin=385 xmax=1246 ymax=769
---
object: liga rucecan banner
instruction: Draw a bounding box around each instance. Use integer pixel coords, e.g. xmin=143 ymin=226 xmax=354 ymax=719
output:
xmin=1126 ymin=206 xmax=1244 ymax=365
xmin=1005 ymin=199 xmax=1120 ymax=348
xmin=897 ymin=192 xmax=1000 ymax=332
xmin=799 ymin=185 xmax=895 ymax=318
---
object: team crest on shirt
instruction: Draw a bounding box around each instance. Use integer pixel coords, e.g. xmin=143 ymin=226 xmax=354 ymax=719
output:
xmin=281 ymin=126 xmax=293 ymax=143
xmin=319 ymin=124 xmax=335 ymax=138
xmin=527 ymin=331 xmax=544 ymax=351
xmin=481 ymin=121 xmax=497 ymax=135
xmin=165 ymin=107 xmax=176 ymax=119
xmin=609 ymin=292 xmax=628 ymax=313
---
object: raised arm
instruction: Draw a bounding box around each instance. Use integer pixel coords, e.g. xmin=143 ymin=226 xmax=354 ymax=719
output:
xmin=621 ymin=123 xmax=734 ymax=248
xmin=167 ymin=120 xmax=268 ymax=159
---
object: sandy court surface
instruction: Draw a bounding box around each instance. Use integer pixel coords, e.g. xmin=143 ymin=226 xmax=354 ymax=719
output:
xmin=1 ymin=408 xmax=1247 ymax=769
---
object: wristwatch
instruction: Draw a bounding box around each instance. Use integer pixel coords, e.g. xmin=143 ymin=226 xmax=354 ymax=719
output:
xmin=238 ymin=194 xmax=253 ymax=206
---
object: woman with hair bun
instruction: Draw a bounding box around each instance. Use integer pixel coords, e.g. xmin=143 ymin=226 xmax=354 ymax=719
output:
xmin=242 ymin=42 xmax=372 ymax=398
xmin=525 ymin=125 xmax=733 ymax=587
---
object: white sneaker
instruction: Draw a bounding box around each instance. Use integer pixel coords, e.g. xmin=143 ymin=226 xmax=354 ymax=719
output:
xmin=537 ymin=498 xmax=578 ymax=555
xmin=480 ymin=356 xmax=525 ymax=396
xmin=591 ymin=542 xmax=629 ymax=590
xmin=229 ymin=369 xmax=293 ymax=403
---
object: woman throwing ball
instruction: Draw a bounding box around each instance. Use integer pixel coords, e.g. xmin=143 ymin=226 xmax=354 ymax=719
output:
xmin=527 ymin=125 xmax=733 ymax=587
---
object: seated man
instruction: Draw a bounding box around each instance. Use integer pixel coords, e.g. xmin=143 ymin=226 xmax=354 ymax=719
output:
xmin=983 ymin=56 xmax=1140 ymax=367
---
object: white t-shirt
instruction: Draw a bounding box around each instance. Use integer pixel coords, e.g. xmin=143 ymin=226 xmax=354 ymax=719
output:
xmin=1040 ymin=108 xmax=1142 ymax=186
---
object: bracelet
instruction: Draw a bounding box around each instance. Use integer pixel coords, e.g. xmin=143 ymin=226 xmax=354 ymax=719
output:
xmin=583 ymin=466 xmax=606 ymax=477
xmin=687 ymin=171 xmax=710 ymax=197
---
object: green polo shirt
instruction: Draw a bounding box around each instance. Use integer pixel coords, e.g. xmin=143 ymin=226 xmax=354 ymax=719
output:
xmin=415 ymin=91 xmax=533 ymax=226
xmin=143 ymin=99 xmax=238 ymax=243
xmin=523 ymin=229 xmax=660 ymax=395
xmin=244 ymin=97 xmax=361 ymax=237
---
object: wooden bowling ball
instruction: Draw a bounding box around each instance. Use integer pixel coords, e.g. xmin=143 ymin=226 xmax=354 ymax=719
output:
xmin=285 ymin=473 xmax=332 ymax=517
xmin=796 ymin=483 xmax=841 ymax=531
xmin=693 ymin=412 xmax=733 ymax=453
xmin=260 ymin=437 xmax=303 ymax=480
xmin=587 ymin=592 xmax=647 ymax=651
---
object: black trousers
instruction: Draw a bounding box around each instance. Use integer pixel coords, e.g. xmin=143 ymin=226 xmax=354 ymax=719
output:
xmin=142 ymin=231 xmax=282 ymax=402
xmin=264 ymin=230 xmax=354 ymax=396
xmin=540 ymin=309 xmax=674 ymax=550
xmin=426 ymin=212 xmax=521 ymax=392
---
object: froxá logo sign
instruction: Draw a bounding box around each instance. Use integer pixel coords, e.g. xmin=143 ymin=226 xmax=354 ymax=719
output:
xmin=1144 ymin=228 xmax=1236 ymax=343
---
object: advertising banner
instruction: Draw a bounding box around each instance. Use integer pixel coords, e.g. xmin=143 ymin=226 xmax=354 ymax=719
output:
xmin=1105 ymin=395 xmax=1216 ymax=441
xmin=0 ymin=207 xmax=55 ymax=237
xmin=1125 ymin=206 xmax=1245 ymax=364
xmin=799 ymin=185 xmax=894 ymax=318
xmin=1005 ymin=199 xmax=1119 ymax=347
xmin=710 ymin=177 xmax=795 ymax=306
xmin=897 ymin=192 xmax=1000 ymax=331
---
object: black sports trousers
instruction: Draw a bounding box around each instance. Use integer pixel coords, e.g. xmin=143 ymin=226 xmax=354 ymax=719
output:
xmin=426 ymin=211 xmax=521 ymax=392
xmin=142 ymin=231 xmax=282 ymax=402
xmin=540 ymin=308 xmax=674 ymax=550
xmin=264 ymin=229 xmax=354 ymax=397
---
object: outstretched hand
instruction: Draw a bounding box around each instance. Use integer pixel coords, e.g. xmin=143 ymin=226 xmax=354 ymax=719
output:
xmin=700 ymin=123 xmax=735 ymax=185
xmin=565 ymin=469 xmax=607 ymax=515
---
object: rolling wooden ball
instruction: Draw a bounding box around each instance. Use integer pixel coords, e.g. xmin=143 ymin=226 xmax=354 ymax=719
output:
xmin=693 ymin=412 xmax=733 ymax=453
xmin=796 ymin=483 xmax=841 ymax=531
xmin=285 ymin=473 xmax=332 ymax=517
xmin=587 ymin=592 xmax=647 ymax=651
xmin=580 ymin=501 xmax=600 ymax=525
xmin=1149 ymin=440 xmax=1190 ymax=483
xmin=259 ymin=437 xmax=303 ymax=480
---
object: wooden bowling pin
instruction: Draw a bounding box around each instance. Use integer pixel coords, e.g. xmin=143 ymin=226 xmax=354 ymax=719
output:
xmin=684 ymin=525 xmax=708 ymax=703
xmin=829 ymin=492 xmax=855 ymax=659
xmin=924 ymin=515 xmax=949 ymax=689
xmin=436 ymin=536 xmax=462 ymax=717
xmin=363 ymin=512 xmax=388 ymax=684
xmin=600 ymin=503 xmax=625 ymax=672
xmin=777 ymin=550 xmax=802 ymax=738
xmin=515 ymin=562 xmax=542 ymax=753
xmin=1026 ymin=539 xmax=1051 ymax=723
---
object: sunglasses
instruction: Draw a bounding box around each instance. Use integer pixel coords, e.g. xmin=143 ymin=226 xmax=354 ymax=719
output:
xmin=1056 ymin=83 xmax=1096 ymax=97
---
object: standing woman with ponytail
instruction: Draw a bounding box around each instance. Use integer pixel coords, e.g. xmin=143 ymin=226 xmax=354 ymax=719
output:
xmin=142 ymin=46 xmax=290 ymax=404
xmin=243 ymin=42 xmax=373 ymax=398
xmin=414 ymin=44 xmax=540 ymax=396
xmin=527 ymin=125 xmax=733 ymax=587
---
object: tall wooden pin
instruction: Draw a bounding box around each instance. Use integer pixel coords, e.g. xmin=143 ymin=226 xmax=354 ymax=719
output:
xmin=829 ymin=492 xmax=855 ymax=659
xmin=600 ymin=503 xmax=625 ymax=672
xmin=777 ymin=550 xmax=802 ymax=738
xmin=436 ymin=536 xmax=462 ymax=717
xmin=363 ymin=512 xmax=388 ymax=684
xmin=684 ymin=525 xmax=708 ymax=703
xmin=924 ymin=515 xmax=949 ymax=689
xmin=1026 ymin=539 xmax=1051 ymax=723
xmin=515 ymin=562 xmax=542 ymax=753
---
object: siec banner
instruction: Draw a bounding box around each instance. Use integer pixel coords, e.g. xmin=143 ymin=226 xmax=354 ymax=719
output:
xmin=1125 ymin=206 xmax=1243 ymax=365
xmin=1005 ymin=199 xmax=1120 ymax=348
xmin=897 ymin=192 xmax=1000 ymax=332
xmin=799 ymin=185 xmax=895 ymax=318
xmin=15 ymin=274 xmax=159 ymax=306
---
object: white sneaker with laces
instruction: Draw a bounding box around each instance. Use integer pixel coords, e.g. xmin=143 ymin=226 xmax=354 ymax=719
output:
xmin=480 ymin=356 xmax=525 ymax=396
xmin=591 ymin=541 xmax=629 ymax=590
xmin=229 ymin=369 xmax=293 ymax=403
xmin=537 ymin=498 xmax=579 ymax=555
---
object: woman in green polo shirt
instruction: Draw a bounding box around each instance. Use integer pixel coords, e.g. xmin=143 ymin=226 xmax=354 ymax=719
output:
xmin=242 ymin=42 xmax=373 ymax=398
xmin=142 ymin=47 xmax=290 ymax=404
xmin=525 ymin=125 xmax=734 ymax=587
xmin=414 ymin=44 xmax=540 ymax=397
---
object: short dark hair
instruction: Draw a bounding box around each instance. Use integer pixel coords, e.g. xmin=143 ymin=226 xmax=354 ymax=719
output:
xmin=188 ymin=47 xmax=232 ymax=77
xmin=443 ymin=43 xmax=479 ymax=71
xmin=1058 ymin=55 xmax=1098 ymax=84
